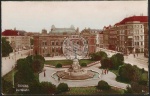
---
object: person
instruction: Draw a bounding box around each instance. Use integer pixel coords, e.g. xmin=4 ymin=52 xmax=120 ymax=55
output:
xmin=133 ymin=54 xmax=135 ymax=58
xmin=107 ymin=68 xmax=109 ymax=74
xmin=104 ymin=69 xmax=106 ymax=74
xmin=58 ymin=77 xmax=60 ymax=82
xmin=44 ymin=70 xmax=46 ymax=77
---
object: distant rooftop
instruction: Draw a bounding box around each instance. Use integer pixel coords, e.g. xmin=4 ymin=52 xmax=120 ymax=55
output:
xmin=115 ymin=16 xmax=148 ymax=25
xmin=50 ymin=25 xmax=76 ymax=33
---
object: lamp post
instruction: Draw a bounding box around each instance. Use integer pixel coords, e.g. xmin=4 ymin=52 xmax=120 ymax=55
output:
xmin=125 ymin=41 xmax=127 ymax=55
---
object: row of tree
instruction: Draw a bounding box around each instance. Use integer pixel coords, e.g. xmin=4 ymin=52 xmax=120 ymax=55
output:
xmin=2 ymin=37 xmax=13 ymax=57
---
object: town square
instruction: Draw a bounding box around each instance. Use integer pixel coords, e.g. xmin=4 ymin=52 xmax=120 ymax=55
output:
xmin=1 ymin=1 xmax=149 ymax=95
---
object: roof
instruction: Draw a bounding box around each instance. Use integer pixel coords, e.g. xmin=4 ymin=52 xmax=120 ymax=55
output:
xmin=51 ymin=28 xmax=76 ymax=33
xmin=2 ymin=30 xmax=24 ymax=36
xmin=115 ymin=16 xmax=148 ymax=25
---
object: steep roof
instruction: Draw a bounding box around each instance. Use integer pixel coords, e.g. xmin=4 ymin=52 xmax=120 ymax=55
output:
xmin=115 ymin=16 xmax=148 ymax=25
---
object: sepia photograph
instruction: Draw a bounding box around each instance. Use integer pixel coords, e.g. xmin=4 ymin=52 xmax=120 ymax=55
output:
xmin=1 ymin=0 xmax=149 ymax=95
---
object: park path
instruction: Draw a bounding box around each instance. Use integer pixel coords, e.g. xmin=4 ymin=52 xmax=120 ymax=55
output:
xmin=39 ymin=63 xmax=128 ymax=89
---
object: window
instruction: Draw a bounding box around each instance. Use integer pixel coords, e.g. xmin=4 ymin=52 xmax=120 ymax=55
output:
xmin=141 ymin=42 xmax=143 ymax=46
xmin=52 ymin=48 xmax=54 ymax=52
xmin=56 ymin=41 xmax=58 ymax=45
xmin=51 ymin=41 xmax=54 ymax=45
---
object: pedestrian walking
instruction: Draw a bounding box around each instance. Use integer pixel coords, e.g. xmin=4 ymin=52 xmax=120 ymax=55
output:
xmin=134 ymin=54 xmax=135 ymax=58
xmin=104 ymin=69 xmax=106 ymax=74
xmin=102 ymin=69 xmax=103 ymax=74
xmin=107 ymin=68 xmax=109 ymax=74
xmin=44 ymin=70 xmax=46 ymax=77
xmin=58 ymin=77 xmax=60 ymax=82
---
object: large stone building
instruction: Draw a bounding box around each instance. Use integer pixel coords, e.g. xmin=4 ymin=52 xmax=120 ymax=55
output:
xmin=33 ymin=25 xmax=96 ymax=57
xmin=115 ymin=16 xmax=148 ymax=53
xmin=102 ymin=16 xmax=148 ymax=54
xmin=144 ymin=22 xmax=148 ymax=57
xmin=2 ymin=28 xmax=30 ymax=51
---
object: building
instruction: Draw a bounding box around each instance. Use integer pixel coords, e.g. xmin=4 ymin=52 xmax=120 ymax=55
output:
xmin=144 ymin=22 xmax=148 ymax=57
xmin=80 ymin=29 xmax=97 ymax=54
xmin=99 ymin=31 xmax=103 ymax=48
xmin=103 ymin=26 xmax=111 ymax=49
xmin=33 ymin=25 xmax=96 ymax=57
xmin=115 ymin=16 xmax=148 ymax=54
xmin=2 ymin=29 xmax=30 ymax=51
xmin=108 ymin=26 xmax=117 ymax=51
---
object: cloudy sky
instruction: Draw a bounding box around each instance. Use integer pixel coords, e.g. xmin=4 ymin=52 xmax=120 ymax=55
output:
xmin=2 ymin=1 xmax=148 ymax=32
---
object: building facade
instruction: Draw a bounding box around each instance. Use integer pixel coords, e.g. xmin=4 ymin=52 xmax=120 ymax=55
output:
xmin=2 ymin=29 xmax=30 ymax=51
xmin=99 ymin=31 xmax=103 ymax=48
xmin=144 ymin=22 xmax=148 ymax=57
xmin=33 ymin=25 xmax=96 ymax=57
xmin=102 ymin=16 xmax=148 ymax=54
xmin=115 ymin=16 xmax=148 ymax=54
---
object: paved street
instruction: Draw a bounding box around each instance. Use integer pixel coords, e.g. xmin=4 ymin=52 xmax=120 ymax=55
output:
xmin=1 ymin=49 xmax=32 ymax=77
xmin=39 ymin=63 xmax=128 ymax=89
xmin=99 ymin=48 xmax=148 ymax=71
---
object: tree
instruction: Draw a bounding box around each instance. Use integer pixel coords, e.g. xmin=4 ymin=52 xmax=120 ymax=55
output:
xmin=110 ymin=53 xmax=124 ymax=70
xmin=118 ymin=64 xmax=142 ymax=83
xmin=15 ymin=58 xmax=36 ymax=84
xmin=97 ymin=80 xmax=111 ymax=90
xmin=90 ymin=51 xmax=107 ymax=61
xmin=26 ymin=55 xmax=45 ymax=73
xmin=100 ymin=58 xmax=112 ymax=69
xmin=2 ymin=37 xmax=13 ymax=57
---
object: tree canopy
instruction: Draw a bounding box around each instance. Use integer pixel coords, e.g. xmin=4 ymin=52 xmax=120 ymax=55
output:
xmin=2 ymin=37 xmax=13 ymax=57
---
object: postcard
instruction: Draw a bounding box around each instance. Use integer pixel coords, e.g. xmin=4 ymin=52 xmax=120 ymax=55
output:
xmin=1 ymin=0 xmax=149 ymax=95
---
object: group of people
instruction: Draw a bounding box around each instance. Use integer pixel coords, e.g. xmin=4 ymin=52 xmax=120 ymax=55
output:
xmin=101 ymin=69 xmax=109 ymax=75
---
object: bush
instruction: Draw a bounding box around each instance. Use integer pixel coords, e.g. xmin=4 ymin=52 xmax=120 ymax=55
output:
xmin=97 ymin=80 xmax=111 ymax=90
xmin=80 ymin=63 xmax=87 ymax=67
xmin=40 ymin=82 xmax=56 ymax=94
xmin=55 ymin=63 xmax=62 ymax=68
xmin=57 ymin=83 xmax=69 ymax=93
xmin=90 ymin=51 xmax=107 ymax=61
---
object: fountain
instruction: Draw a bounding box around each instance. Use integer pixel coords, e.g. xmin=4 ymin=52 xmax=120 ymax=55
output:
xmin=54 ymin=35 xmax=99 ymax=80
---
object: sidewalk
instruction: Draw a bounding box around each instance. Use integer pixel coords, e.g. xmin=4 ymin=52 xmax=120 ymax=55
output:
xmin=99 ymin=48 xmax=148 ymax=71
xmin=1 ymin=49 xmax=31 ymax=76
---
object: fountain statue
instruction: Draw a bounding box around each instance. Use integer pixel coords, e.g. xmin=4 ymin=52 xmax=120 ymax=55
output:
xmin=56 ymin=35 xmax=95 ymax=80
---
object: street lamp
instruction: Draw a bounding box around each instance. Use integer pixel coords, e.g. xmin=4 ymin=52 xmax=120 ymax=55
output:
xmin=125 ymin=41 xmax=127 ymax=55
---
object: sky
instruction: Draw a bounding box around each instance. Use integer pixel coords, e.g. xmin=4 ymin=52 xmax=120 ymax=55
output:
xmin=2 ymin=1 xmax=148 ymax=33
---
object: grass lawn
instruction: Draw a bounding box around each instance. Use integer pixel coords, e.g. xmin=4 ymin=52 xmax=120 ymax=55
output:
xmin=61 ymin=86 xmax=124 ymax=95
xmin=3 ymin=68 xmax=17 ymax=83
xmin=110 ymin=69 xmax=119 ymax=76
xmin=45 ymin=59 xmax=96 ymax=66
xmin=45 ymin=60 xmax=73 ymax=66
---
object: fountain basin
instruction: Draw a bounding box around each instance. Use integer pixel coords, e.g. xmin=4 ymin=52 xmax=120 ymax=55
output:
xmin=53 ymin=70 xmax=100 ymax=80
